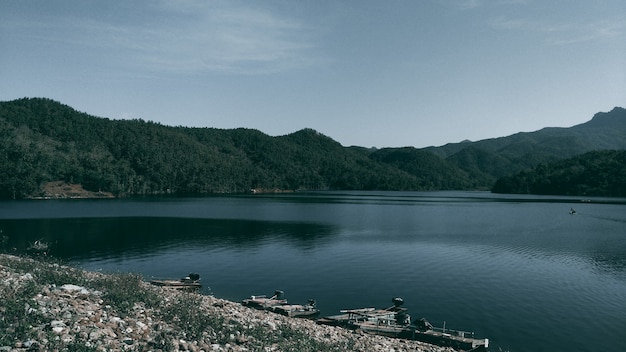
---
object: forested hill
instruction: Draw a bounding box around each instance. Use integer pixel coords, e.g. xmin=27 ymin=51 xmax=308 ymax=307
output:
xmin=1 ymin=98 xmax=625 ymax=199
xmin=0 ymin=98 xmax=473 ymax=199
xmin=492 ymin=150 xmax=626 ymax=197
xmin=423 ymin=107 xmax=626 ymax=186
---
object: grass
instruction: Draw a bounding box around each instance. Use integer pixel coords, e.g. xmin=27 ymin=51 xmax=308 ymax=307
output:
xmin=242 ymin=323 xmax=359 ymax=351
xmin=0 ymin=279 xmax=42 ymax=346
xmin=91 ymin=272 xmax=161 ymax=316
xmin=159 ymin=292 xmax=229 ymax=344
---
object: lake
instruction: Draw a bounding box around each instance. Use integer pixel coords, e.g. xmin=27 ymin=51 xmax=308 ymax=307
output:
xmin=1 ymin=191 xmax=625 ymax=352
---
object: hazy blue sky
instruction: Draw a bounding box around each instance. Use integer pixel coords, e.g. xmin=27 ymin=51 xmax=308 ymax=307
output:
xmin=2 ymin=0 xmax=625 ymax=148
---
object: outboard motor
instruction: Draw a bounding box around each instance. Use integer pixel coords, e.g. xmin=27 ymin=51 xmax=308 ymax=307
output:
xmin=307 ymin=299 xmax=316 ymax=307
xmin=182 ymin=273 xmax=200 ymax=283
xmin=273 ymin=290 xmax=285 ymax=300
xmin=396 ymin=311 xmax=411 ymax=325
xmin=392 ymin=297 xmax=404 ymax=307
xmin=415 ymin=318 xmax=434 ymax=331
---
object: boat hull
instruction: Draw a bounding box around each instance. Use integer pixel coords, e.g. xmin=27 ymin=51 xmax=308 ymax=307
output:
xmin=272 ymin=304 xmax=320 ymax=318
xmin=149 ymin=279 xmax=201 ymax=291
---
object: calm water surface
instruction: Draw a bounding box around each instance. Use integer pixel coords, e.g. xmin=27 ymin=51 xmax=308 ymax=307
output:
xmin=1 ymin=191 xmax=625 ymax=352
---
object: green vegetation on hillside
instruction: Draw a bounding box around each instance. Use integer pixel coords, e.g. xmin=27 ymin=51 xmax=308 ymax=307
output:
xmin=1 ymin=98 xmax=625 ymax=199
xmin=492 ymin=150 xmax=626 ymax=196
xmin=425 ymin=107 xmax=626 ymax=185
xmin=0 ymin=98 xmax=466 ymax=198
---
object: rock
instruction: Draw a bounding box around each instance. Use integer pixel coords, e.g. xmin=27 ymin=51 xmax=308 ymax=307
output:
xmin=89 ymin=330 xmax=102 ymax=341
xmin=23 ymin=339 xmax=39 ymax=349
xmin=50 ymin=320 xmax=66 ymax=333
xmin=19 ymin=273 xmax=33 ymax=280
xmin=263 ymin=321 xmax=277 ymax=330
xmin=110 ymin=316 xmax=125 ymax=326
xmin=60 ymin=284 xmax=89 ymax=295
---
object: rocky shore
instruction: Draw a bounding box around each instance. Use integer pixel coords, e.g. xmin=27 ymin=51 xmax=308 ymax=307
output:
xmin=0 ymin=254 xmax=456 ymax=352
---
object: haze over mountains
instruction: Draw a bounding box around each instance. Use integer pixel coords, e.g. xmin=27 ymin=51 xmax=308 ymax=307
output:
xmin=1 ymin=98 xmax=625 ymax=199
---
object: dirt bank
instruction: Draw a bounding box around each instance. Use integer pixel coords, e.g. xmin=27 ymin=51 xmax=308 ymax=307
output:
xmin=29 ymin=181 xmax=114 ymax=199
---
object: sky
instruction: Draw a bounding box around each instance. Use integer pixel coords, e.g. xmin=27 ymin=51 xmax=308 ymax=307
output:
xmin=1 ymin=0 xmax=625 ymax=148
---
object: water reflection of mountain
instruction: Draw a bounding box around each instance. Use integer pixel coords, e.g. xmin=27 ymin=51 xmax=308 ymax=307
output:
xmin=0 ymin=217 xmax=336 ymax=260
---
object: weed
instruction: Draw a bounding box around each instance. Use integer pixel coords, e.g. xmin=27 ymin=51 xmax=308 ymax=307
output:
xmin=239 ymin=322 xmax=348 ymax=351
xmin=0 ymin=280 xmax=45 ymax=346
xmin=159 ymin=293 xmax=227 ymax=341
xmin=0 ymin=254 xmax=87 ymax=287
xmin=90 ymin=273 xmax=161 ymax=316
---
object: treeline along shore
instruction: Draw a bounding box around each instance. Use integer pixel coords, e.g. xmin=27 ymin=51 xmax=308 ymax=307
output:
xmin=1 ymin=254 xmax=457 ymax=352
xmin=1 ymin=98 xmax=625 ymax=199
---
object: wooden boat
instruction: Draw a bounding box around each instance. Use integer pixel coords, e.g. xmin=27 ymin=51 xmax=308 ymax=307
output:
xmin=318 ymin=298 xmax=489 ymax=351
xmin=272 ymin=299 xmax=319 ymax=318
xmin=242 ymin=290 xmax=320 ymax=318
xmin=355 ymin=318 xmax=413 ymax=337
xmin=317 ymin=297 xmax=409 ymax=329
xmin=242 ymin=290 xmax=288 ymax=309
xmin=409 ymin=318 xmax=489 ymax=351
xmin=150 ymin=273 xmax=201 ymax=291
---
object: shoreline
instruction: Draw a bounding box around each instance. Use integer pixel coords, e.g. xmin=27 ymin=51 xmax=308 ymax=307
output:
xmin=1 ymin=254 xmax=457 ymax=352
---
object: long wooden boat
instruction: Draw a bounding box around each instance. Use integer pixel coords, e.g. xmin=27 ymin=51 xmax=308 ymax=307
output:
xmin=242 ymin=290 xmax=288 ymax=309
xmin=272 ymin=299 xmax=319 ymax=318
xmin=317 ymin=298 xmax=409 ymax=328
xmin=149 ymin=273 xmax=201 ymax=291
xmin=317 ymin=298 xmax=489 ymax=351
xmin=242 ymin=290 xmax=320 ymax=318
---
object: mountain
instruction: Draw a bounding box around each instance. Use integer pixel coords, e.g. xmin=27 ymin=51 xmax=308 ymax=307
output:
xmin=492 ymin=150 xmax=626 ymax=197
xmin=367 ymin=147 xmax=474 ymax=189
xmin=422 ymin=107 xmax=626 ymax=185
xmin=0 ymin=98 xmax=457 ymax=199
xmin=1 ymin=98 xmax=624 ymax=199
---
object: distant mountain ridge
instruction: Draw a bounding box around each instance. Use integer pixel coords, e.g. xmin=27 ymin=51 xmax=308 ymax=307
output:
xmin=426 ymin=107 xmax=626 ymax=158
xmin=422 ymin=107 xmax=626 ymax=185
xmin=0 ymin=98 xmax=624 ymax=198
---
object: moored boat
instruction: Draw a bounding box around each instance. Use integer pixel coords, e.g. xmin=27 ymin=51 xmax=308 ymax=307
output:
xmin=272 ymin=299 xmax=319 ymax=318
xmin=242 ymin=290 xmax=320 ymax=318
xmin=150 ymin=273 xmax=201 ymax=291
xmin=317 ymin=297 xmax=489 ymax=351
xmin=412 ymin=318 xmax=489 ymax=351
xmin=317 ymin=297 xmax=409 ymax=329
xmin=242 ymin=290 xmax=288 ymax=309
